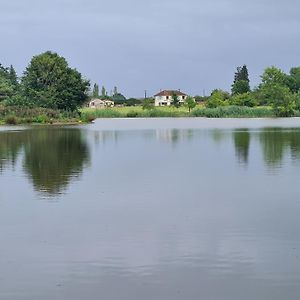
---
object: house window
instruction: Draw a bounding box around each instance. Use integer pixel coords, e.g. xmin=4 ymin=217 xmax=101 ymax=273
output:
xmin=166 ymin=96 xmax=169 ymax=100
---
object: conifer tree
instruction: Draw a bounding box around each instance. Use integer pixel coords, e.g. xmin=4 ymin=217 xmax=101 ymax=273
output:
xmin=101 ymin=86 xmax=106 ymax=97
xmin=92 ymin=83 xmax=99 ymax=98
xmin=8 ymin=65 xmax=18 ymax=87
xmin=232 ymin=65 xmax=250 ymax=95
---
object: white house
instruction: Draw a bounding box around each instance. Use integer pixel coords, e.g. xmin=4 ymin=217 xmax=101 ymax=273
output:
xmin=88 ymin=99 xmax=114 ymax=109
xmin=154 ymin=90 xmax=188 ymax=106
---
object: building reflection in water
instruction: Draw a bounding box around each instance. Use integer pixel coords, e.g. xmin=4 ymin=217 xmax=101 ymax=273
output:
xmin=155 ymin=129 xmax=193 ymax=145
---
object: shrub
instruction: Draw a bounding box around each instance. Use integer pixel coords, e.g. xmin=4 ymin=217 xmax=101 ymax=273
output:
xmin=5 ymin=115 xmax=19 ymax=125
xmin=126 ymin=111 xmax=139 ymax=118
xmin=229 ymin=93 xmax=257 ymax=107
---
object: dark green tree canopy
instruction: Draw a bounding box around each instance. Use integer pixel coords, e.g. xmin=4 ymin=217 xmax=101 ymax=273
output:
xmin=234 ymin=65 xmax=250 ymax=83
xmin=232 ymin=65 xmax=250 ymax=95
xmin=92 ymin=83 xmax=99 ymax=98
xmin=0 ymin=63 xmax=18 ymax=101
xmin=232 ymin=80 xmax=250 ymax=95
xmin=287 ymin=67 xmax=300 ymax=93
xmin=112 ymin=93 xmax=126 ymax=102
xmin=22 ymin=51 xmax=90 ymax=110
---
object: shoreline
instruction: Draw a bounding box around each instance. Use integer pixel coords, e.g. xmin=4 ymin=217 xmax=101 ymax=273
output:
xmin=1 ymin=105 xmax=300 ymax=126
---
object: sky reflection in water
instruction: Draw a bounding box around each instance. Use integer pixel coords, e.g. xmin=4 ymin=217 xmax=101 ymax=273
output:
xmin=1 ymin=119 xmax=300 ymax=300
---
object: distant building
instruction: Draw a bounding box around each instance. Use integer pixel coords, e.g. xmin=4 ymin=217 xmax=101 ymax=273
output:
xmin=154 ymin=90 xmax=188 ymax=106
xmin=88 ymin=99 xmax=114 ymax=109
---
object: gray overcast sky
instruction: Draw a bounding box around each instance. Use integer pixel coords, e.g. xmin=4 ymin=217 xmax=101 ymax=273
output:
xmin=1 ymin=0 xmax=300 ymax=97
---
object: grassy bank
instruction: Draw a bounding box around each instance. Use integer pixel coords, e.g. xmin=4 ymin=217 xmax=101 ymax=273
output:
xmin=81 ymin=105 xmax=276 ymax=121
xmin=0 ymin=106 xmax=81 ymax=125
xmin=0 ymin=105 xmax=295 ymax=125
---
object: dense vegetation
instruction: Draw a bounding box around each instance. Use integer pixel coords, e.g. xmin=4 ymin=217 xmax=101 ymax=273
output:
xmin=205 ymin=65 xmax=300 ymax=117
xmin=0 ymin=51 xmax=89 ymax=124
xmin=2 ymin=52 xmax=300 ymax=124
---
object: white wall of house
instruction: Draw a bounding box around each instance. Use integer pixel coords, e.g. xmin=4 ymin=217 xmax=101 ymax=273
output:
xmin=154 ymin=95 xmax=187 ymax=106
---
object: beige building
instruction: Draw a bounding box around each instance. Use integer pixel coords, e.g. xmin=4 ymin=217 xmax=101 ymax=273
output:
xmin=154 ymin=90 xmax=188 ymax=106
xmin=88 ymin=99 xmax=114 ymax=109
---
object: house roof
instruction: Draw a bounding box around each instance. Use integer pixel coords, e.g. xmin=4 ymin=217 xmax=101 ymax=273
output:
xmin=154 ymin=90 xmax=187 ymax=97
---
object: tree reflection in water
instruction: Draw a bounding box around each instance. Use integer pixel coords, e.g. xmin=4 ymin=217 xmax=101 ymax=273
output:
xmin=0 ymin=128 xmax=90 ymax=195
xmin=259 ymin=128 xmax=300 ymax=168
xmin=233 ymin=129 xmax=250 ymax=165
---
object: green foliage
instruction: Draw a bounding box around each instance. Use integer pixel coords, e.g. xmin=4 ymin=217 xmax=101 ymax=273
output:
xmin=185 ymin=96 xmax=197 ymax=112
xmin=232 ymin=65 xmax=250 ymax=95
xmin=206 ymin=90 xmax=229 ymax=108
xmin=21 ymin=51 xmax=90 ymax=111
xmin=0 ymin=104 xmax=80 ymax=124
xmin=192 ymin=106 xmax=274 ymax=118
xmin=229 ymin=92 xmax=257 ymax=107
xmin=258 ymin=66 xmax=295 ymax=116
xmin=112 ymin=93 xmax=126 ymax=102
xmin=259 ymin=84 xmax=295 ymax=116
xmin=126 ymin=111 xmax=139 ymax=118
xmin=92 ymin=83 xmax=99 ymax=98
xmin=4 ymin=115 xmax=19 ymax=125
xmin=172 ymin=92 xmax=180 ymax=108
xmin=194 ymin=95 xmax=209 ymax=102
xmin=0 ymin=63 xmax=18 ymax=101
xmin=113 ymin=86 xmax=118 ymax=96
xmin=234 ymin=65 xmax=250 ymax=83
xmin=260 ymin=66 xmax=288 ymax=86
xmin=101 ymin=86 xmax=106 ymax=97
xmin=8 ymin=65 xmax=18 ymax=87
xmin=0 ymin=76 xmax=14 ymax=101
xmin=231 ymin=80 xmax=250 ymax=95
xmin=125 ymin=98 xmax=141 ymax=106
xmin=287 ymin=67 xmax=300 ymax=93
xmin=142 ymin=98 xmax=154 ymax=110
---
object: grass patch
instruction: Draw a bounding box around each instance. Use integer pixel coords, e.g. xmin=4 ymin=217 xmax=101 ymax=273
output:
xmin=81 ymin=105 xmax=276 ymax=119
xmin=191 ymin=106 xmax=275 ymax=118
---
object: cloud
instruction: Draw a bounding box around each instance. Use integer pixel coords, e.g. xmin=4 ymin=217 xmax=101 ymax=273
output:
xmin=1 ymin=0 xmax=300 ymax=96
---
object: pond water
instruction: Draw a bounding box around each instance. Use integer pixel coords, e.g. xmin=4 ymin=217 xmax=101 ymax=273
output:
xmin=1 ymin=118 xmax=300 ymax=300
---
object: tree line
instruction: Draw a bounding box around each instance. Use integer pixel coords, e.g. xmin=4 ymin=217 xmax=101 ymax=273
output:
xmin=0 ymin=51 xmax=89 ymax=111
xmin=2 ymin=51 xmax=300 ymax=116
xmin=205 ymin=64 xmax=300 ymax=116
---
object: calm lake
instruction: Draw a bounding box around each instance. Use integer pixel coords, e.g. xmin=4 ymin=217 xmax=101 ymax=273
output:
xmin=1 ymin=118 xmax=300 ymax=300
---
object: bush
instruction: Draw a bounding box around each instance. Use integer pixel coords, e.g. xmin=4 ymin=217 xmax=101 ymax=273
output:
xmin=191 ymin=106 xmax=274 ymax=118
xmin=4 ymin=115 xmax=19 ymax=125
xmin=126 ymin=111 xmax=139 ymax=118
xmin=229 ymin=93 xmax=257 ymax=107
xmin=33 ymin=114 xmax=50 ymax=123
xmin=206 ymin=90 xmax=229 ymax=108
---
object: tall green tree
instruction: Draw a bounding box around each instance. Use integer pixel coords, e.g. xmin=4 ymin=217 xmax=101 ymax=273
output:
xmin=101 ymin=85 xmax=106 ymax=97
xmin=113 ymin=86 xmax=118 ymax=96
xmin=260 ymin=66 xmax=288 ymax=86
xmin=22 ymin=51 xmax=90 ymax=110
xmin=8 ymin=65 xmax=18 ymax=88
xmin=258 ymin=67 xmax=295 ymax=116
xmin=287 ymin=67 xmax=300 ymax=93
xmin=0 ymin=63 xmax=16 ymax=101
xmin=231 ymin=65 xmax=250 ymax=94
xmin=0 ymin=77 xmax=14 ymax=101
xmin=234 ymin=65 xmax=250 ymax=83
xmin=185 ymin=96 xmax=197 ymax=112
xmin=92 ymin=83 xmax=99 ymax=98
xmin=172 ymin=92 xmax=180 ymax=108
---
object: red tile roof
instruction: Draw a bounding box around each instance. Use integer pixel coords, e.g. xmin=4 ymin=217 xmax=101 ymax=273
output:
xmin=154 ymin=90 xmax=187 ymax=97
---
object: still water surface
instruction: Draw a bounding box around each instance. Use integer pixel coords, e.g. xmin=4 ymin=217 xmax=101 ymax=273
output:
xmin=1 ymin=118 xmax=300 ymax=300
